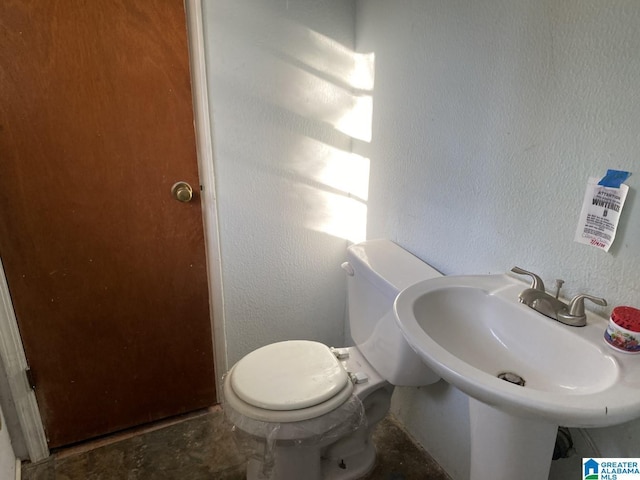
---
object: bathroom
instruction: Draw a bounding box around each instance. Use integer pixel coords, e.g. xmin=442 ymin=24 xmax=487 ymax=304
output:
xmin=1 ymin=0 xmax=640 ymax=478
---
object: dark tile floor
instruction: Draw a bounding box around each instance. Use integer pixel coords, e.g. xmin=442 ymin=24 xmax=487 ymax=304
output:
xmin=22 ymin=408 xmax=450 ymax=480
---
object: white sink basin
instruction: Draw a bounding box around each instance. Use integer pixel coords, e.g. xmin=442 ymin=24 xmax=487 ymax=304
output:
xmin=394 ymin=274 xmax=640 ymax=427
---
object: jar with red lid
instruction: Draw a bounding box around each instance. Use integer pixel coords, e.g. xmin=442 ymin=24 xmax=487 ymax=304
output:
xmin=604 ymin=306 xmax=640 ymax=354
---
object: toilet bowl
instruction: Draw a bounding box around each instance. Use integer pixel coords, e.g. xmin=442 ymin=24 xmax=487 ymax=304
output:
xmin=223 ymin=240 xmax=442 ymax=480
xmin=224 ymin=341 xmax=387 ymax=480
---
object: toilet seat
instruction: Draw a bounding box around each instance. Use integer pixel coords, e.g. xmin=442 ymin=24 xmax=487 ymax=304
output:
xmin=225 ymin=340 xmax=355 ymax=423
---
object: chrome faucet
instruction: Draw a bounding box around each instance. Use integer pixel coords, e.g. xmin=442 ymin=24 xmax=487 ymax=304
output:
xmin=511 ymin=267 xmax=607 ymax=327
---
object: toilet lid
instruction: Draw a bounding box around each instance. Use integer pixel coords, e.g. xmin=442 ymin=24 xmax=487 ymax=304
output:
xmin=230 ymin=340 xmax=349 ymax=411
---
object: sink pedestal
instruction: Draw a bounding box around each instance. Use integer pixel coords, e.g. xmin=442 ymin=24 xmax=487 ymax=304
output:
xmin=469 ymin=399 xmax=557 ymax=480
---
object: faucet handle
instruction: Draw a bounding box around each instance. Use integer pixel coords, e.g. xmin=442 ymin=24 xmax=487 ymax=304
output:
xmin=511 ymin=267 xmax=546 ymax=292
xmin=566 ymin=294 xmax=607 ymax=316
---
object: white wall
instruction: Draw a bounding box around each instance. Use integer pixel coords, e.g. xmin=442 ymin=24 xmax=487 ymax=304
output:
xmin=201 ymin=1 xmax=640 ymax=478
xmin=355 ymin=0 xmax=640 ymax=478
xmin=202 ymin=0 xmax=360 ymax=366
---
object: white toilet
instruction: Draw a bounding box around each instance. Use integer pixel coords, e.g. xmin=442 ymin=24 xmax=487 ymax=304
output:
xmin=223 ymin=239 xmax=442 ymax=480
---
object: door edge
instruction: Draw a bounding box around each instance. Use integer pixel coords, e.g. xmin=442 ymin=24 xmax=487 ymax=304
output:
xmin=0 ymin=258 xmax=49 ymax=462
xmin=185 ymin=0 xmax=228 ymax=388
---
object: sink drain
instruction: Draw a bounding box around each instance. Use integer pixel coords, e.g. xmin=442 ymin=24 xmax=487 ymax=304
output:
xmin=497 ymin=372 xmax=525 ymax=386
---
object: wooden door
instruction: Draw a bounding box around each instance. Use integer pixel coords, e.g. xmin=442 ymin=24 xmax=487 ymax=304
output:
xmin=0 ymin=0 xmax=216 ymax=448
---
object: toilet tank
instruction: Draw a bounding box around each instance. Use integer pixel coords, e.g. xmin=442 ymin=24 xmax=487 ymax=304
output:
xmin=345 ymin=239 xmax=441 ymax=386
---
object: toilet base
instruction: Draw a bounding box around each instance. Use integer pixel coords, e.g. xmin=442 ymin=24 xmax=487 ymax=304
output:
xmin=322 ymin=434 xmax=376 ymax=480
xmin=242 ymin=385 xmax=392 ymax=480
xmin=245 ymin=422 xmax=376 ymax=480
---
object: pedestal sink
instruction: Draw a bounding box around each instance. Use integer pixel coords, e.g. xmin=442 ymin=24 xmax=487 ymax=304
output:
xmin=393 ymin=274 xmax=640 ymax=480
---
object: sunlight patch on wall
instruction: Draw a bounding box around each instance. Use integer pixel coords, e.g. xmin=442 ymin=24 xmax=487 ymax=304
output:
xmin=312 ymin=190 xmax=368 ymax=244
xmin=319 ymin=44 xmax=373 ymax=241
xmin=334 ymin=50 xmax=375 ymax=142
xmin=299 ymin=182 xmax=369 ymax=244
xmin=304 ymin=151 xmax=370 ymax=243
xmin=220 ymin=10 xmax=376 ymax=244
xmin=284 ymin=134 xmax=370 ymax=243
xmin=286 ymin=139 xmax=370 ymax=201
xmin=292 ymin=29 xmax=375 ymax=141
xmin=287 ymin=29 xmax=374 ymax=242
xmin=291 ymin=28 xmax=374 ymax=91
xmin=316 ymin=151 xmax=370 ymax=202
xmin=334 ymin=92 xmax=373 ymax=143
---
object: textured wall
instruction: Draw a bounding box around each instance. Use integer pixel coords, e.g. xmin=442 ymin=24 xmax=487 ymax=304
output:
xmin=355 ymin=0 xmax=640 ymax=478
xmin=202 ymin=0 xmax=358 ymax=366
xmin=201 ymin=0 xmax=639 ymax=477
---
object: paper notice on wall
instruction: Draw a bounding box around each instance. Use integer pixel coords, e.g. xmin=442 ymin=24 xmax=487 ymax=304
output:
xmin=574 ymin=174 xmax=630 ymax=252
